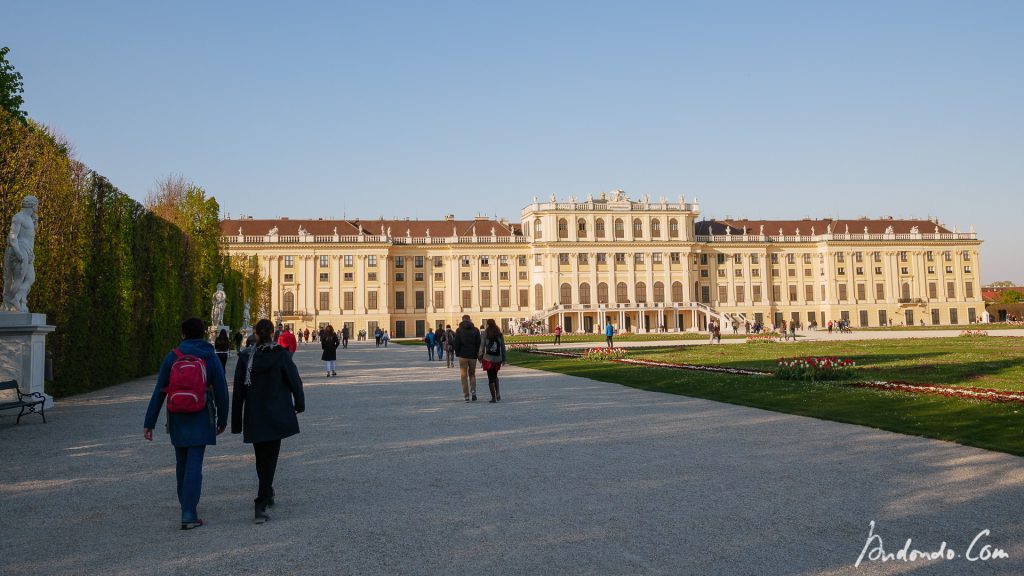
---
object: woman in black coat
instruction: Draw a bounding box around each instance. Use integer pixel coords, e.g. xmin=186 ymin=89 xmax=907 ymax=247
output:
xmin=232 ymin=319 xmax=305 ymax=524
xmin=321 ymin=325 xmax=340 ymax=377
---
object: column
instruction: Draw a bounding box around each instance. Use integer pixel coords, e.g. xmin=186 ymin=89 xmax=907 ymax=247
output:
xmin=269 ymin=256 xmax=280 ymax=314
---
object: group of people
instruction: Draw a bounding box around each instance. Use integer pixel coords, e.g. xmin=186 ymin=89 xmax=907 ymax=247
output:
xmin=426 ymin=315 xmax=507 ymax=403
xmin=144 ymin=317 xmax=305 ymax=529
xmin=373 ymin=326 xmax=390 ymax=347
xmin=827 ymin=319 xmax=852 ymax=334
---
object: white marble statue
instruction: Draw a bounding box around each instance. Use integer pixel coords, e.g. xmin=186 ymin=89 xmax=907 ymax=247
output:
xmin=268 ymin=226 xmax=279 ymax=236
xmin=242 ymin=299 xmax=251 ymax=328
xmin=2 ymin=196 xmax=39 ymax=313
xmin=211 ymin=283 xmax=227 ymax=328
xmin=910 ymin=225 xmax=919 ymax=234
xmin=759 ymin=224 xmax=764 ymax=236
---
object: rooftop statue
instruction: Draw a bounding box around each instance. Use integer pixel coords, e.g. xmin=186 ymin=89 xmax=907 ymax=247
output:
xmin=268 ymin=226 xmax=279 ymax=235
xmin=910 ymin=225 xmax=919 ymax=234
xmin=2 ymin=196 xmax=39 ymax=313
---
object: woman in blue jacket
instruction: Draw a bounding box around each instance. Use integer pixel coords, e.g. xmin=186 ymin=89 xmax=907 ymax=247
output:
xmin=143 ymin=317 xmax=229 ymax=530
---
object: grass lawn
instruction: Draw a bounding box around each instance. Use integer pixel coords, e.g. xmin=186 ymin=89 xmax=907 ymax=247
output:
xmin=856 ymin=323 xmax=1023 ymax=331
xmin=508 ymin=336 xmax=1024 ymax=456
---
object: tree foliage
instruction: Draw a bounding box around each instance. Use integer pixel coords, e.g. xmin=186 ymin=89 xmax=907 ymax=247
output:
xmin=0 ymin=107 xmax=257 ymax=397
xmin=1000 ymin=290 xmax=1023 ymax=304
xmin=0 ymin=47 xmax=27 ymax=123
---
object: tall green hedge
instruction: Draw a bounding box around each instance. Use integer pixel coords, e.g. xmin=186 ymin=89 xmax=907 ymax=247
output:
xmin=0 ymin=108 xmax=263 ymax=397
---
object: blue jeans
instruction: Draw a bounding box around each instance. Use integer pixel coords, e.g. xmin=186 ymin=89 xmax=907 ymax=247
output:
xmin=436 ymin=344 xmax=444 ymax=359
xmin=427 ymin=345 xmax=434 ymax=360
xmin=175 ymin=445 xmax=206 ymax=523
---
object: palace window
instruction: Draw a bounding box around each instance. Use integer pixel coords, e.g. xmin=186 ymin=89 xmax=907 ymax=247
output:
xmin=876 ymin=283 xmax=885 ymax=300
xmin=944 ymin=251 xmax=952 ymax=261
xmin=632 ymin=219 xmax=643 ymax=236
xmin=636 ymin=282 xmax=647 ymax=303
xmin=319 ymin=292 xmax=330 ymax=311
xmin=735 ymin=286 xmax=745 ymax=303
xmin=718 ymin=286 xmax=727 ymax=304
xmin=651 ymin=219 xmax=661 ymax=237
xmin=671 ymin=282 xmax=683 ymax=302
xmin=415 ymin=291 xmax=425 ymax=309
xmin=414 ymin=272 xmax=424 ymax=281
xmin=343 ymin=273 xmax=353 ymax=281
xmin=415 ymin=256 xmax=424 ymax=268
xmin=854 ymin=252 xmax=863 ymax=263
xmin=836 ymin=253 xmax=845 ymax=263
xmin=947 ymin=282 xmax=956 ymax=298
xmin=283 ymin=274 xmax=294 ymax=283
xmin=499 ymin=255 xmax=509 ymax=266
xmin=634 ymin=253 xmax=644 ymax=264
xmin=752 ymin=268 xmax=760 ymax=277
xmin=368 ymin=272 xmax=377 ymax=281
xmin=927 ymin=266 xmax=935 ymax=274
xmin=435 ymin=272 xmax=443 ymax=281
xmin=873 ymin=252 xmax=882 ymax=262
xmin=787 ymin=254 xmax=795 ymax=265
xmin=735 ymin=268 xmax=743 ymax=277
xmin=535 ymin=284 xmax=544 ymax=309
xmin=595 ymin=219 xmax=606 ymax=238
xmin=396 ymin=292 xmax=405 ymax=309
xmin=926 ymin=251 xmax=934 ymax=262
xmin=901 ymin=267 xmax=909 ymax=275
xmin=963 ymin=251 xmax=971 ymax=261
xmin=559 ymin=253 xmax=569 ymax=264
xmin=579 ymin=253 xmax=589 ymax=265
xmin=518 ymin=271 xmax=527 ymax=280
xmin=395 ymin=273 xmax=405 ymax=282
xmin=534 ymin=219 xmax=542 ymax=239
xmin=701 ymin=254 xmax=709 ymax=265
xmin=462 ymin=290 xmax=472 ymax=308
xmin=855 ymin=267 xmax=863 ymax=276
xmin=717 ymin=269 xmax=726 ymax=278
xmin=669 ymin=219 xmax=679 ymax=238
xmin=343 ymin=255 xmax=353 ymax=267
xmin=789 ymin=285 xmax=798 ymax=301
xmin=614 ymin=219 xmax=625 ymax=238
xmin=751 ymin=254 xmax=759 ymax=264
xmin=343 ymin=292 xmax=354 ymax=310
xmin=462 ymin=256 xmax=471 ymax=267
xmin=481 ymin=290 xmax=491 ymax=308
xmin=964 ymin=266 xmax=972 ymax=273
xmin=480 ymin=255 xmax=490 ymax=266
xmin=652 ymin=253 xmax=662 ymax=264
xmin=700 ymin=269 xmax=708 ymax=278
xmin=560 ymin=283 xmax=572 ymax=305
xmin=519 ymin=288 xmax=529 ymax=307
xmin=319 ymin=273 xmax=329 ymax=282
xmin=805 ymin=285 xmax=814 ymax=302
xmin=518 ymin=255 xmax=527 ymax=266
xmin=284 ymin=256 xmax=294 ymax=268
xmin=434 ymin=291 xmax=444 ymax=309
xmin=500 ymin=289 xmax=510 ymax=307
xmin=945 ymin=266 xmax=953 ymax=274
xmin=752 ymin=285 xmax=762 ymax=303
xmin=535 ymin=255 xmax=543 ymax=266
xmin=614 ymin=253 xmax=625 ymax=264
xmin=395 ymin=256 xmax=405 ymax=268
xmin=615 ymin=282 xmax=628 ymax=303
xmin=965 ymin=282 xmax=974 ymax=298
xmin=597 ymin=253 xmax=607 ymax=264
xmin=368 ymin=291 xmax=378 ymax=310
xmin=717 ymin=254 xmax=726 ymax=265
xmin=770 ymin=254 xmax=779 ymax=264
xmin=499 ymin=271 xmax=509 ymax=280
xmin=929 ymin=283 xmax=937 ymax=299
xmin=579 ymin=283 xmax=591 ymax=305
xmin=734 ymin=254 xmax=742 ymax=264
xmin=319 ymin=255 xmax=329 ymax=268
xmin=481 ymin=272 xmax=489 ymax=280
xmin=856 ymin=284 xmax=866 ymax=300
xmin=461 ymin=272 xmax=471 ymax=281
xmin=577 ymin=219 xmax=587 ymax=237
xmin=367 ymin=255 xmax=377 ymax=267
xmin=899 ymin=252 xmax=908 ymax=262
xmin=772 ymin=285 xmax=782 ymax=301
xmin=558 ymin=218 xmax=569 ymax=239
xmin=670 ymin=253 xmax=680 ymax=264
xmin=875 ymin=267 xmax=883 ymax=275
xmin=434 ymin=256 xmax=443 ymax=267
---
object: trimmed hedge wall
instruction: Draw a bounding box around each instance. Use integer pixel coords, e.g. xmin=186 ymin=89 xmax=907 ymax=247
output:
xmin=0 ymin=109 xmax=263 ymax=397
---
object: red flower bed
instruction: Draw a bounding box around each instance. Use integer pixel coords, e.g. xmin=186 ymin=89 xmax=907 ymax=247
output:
xmin=776 ymin=356 xmax=856 ymax=381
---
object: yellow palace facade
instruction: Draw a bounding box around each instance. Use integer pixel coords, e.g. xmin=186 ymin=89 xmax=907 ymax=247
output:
xmin=220 ymin=190 xmax=983 ymax=337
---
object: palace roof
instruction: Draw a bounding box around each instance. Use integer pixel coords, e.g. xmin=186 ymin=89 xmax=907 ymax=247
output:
xmin=695 ymin=218 xmax=953 ymax=236
xmin=220 ymin=217 xmax=520 ymax=238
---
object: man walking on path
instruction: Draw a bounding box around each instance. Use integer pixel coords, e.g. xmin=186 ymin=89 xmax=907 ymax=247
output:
xmin=277 ymin=326 xmax=297 ymax=355
xmin=453 ymin=314 xmax=481 ymax=401
xmin=554 ymin=325 xmax=562 ymax=345
xmin=605 ymin=322 xmax=615 ymax=348
xmin=143 ymin=317 xmax=229 ymax=530
xmin=425 ymin=328 xmax=436 ymax=360
xmin=341 ymin=325 xmax=349 ymax=348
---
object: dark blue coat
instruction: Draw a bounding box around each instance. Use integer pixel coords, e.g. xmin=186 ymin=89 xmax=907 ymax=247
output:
xmin=232 ymin=343 xmax=305 ymax=444
xmin=144 ymin=339 xmax=229 ymax=447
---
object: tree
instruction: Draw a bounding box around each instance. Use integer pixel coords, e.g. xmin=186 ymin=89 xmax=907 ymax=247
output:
xmin=1000 ymin=290 xmax=1023 ymax=304
xmin=0 ymin=47 xmax=27 ymax=123
xmin=989 ymin=280 xmax=1016 ymax=288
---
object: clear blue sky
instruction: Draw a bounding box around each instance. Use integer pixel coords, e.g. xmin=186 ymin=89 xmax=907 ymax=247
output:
xmin=4 ymin=0 xmax=1022 ymax=282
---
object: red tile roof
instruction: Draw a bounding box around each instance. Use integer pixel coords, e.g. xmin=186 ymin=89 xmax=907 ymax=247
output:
xmin=695 ymin=218 xmax=952 ymax=236
xmin=221 ymin=217 xmax=520 ymax=238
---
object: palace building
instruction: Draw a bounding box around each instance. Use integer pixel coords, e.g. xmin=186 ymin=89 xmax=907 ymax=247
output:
xmin=220 ymin=190 xmax=983 ymax=337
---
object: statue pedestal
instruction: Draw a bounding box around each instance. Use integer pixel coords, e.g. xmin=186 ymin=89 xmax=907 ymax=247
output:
xmin=0 ymin=313 xmax=56 ymax=411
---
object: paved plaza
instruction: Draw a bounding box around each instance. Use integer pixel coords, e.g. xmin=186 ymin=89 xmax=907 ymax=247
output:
xmin=2 ymin=340 xmax=1023 ymax=575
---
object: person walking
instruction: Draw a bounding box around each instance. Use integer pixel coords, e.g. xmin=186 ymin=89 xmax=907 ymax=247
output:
xmin=453 ymin=315 xmax=481 ymax=401
xmin=374 ymin=327 xmax=383 ymax=348
xmin=214 ymin=328 xmax=231 ymax=372
xmin=232 ymin=319 xmax=305 ymax=524
xmin=479 ymin=319 xmax=507 ymax=402
xmin=553 ymin=325 xmax=562 ymax=345
xmin=789 ymin=321 xmax=797 ymax=342
xmin=143 ymin=317 xmax=229 ymax=530
xmin=341 ymin=325 xmax=349 ymax=349
xmin=321 ymin=325 xmax=340 ymax=377
xmin=435 ymin=328 xmax=445 ymax=360
xmin=444 ymin=325 xmax=455 ymax=368
xmin=233 ymin=330 xmax=244 ymax=353
xmin=425 ymin=328 xmax=436 ymax=360
xmin=383 ymin=330 xmax=390 ymax=347
xmin=605 ymin=322 xmax=615 ymax=348
xmin=277 ymin=327 xmax=297 ymax=356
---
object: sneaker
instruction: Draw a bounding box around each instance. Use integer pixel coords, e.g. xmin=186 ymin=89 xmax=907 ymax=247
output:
xmin=180 ymin=519 xmax=204 ymax=530
xmin=489 ymin=398 xmax=496 ymax=403
xmin=331 ymin=371 xmax=337 ymax=376
xmin=471 ymin=394 xmax=477 ymax=402
xmin=464 ymin=396 xmax=470 ymax=402
xmin=496 ymin=395 xmax=501 ymax=402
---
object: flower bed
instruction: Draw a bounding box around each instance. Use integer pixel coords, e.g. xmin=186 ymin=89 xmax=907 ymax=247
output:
xmin=776 ymin=356 xmax=856 ymax=381
xmin=508 ymin=343 xmax=538 ymax=351
xmin=616 ymin=358 xmax=770 ymax=376
xmin=850 ymin=381 xmax=1024 ymax=404
xmin=581 ymin=347 xmax=628 ymax=360
xmin=959 ymin=330 xmax=989 ymax=337
xmin=746 ymin=332 xmax=780 ymax=343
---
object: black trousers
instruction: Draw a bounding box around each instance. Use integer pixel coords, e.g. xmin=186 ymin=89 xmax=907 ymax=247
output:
xmin=253 ymin=440 xmax=281 ymax=504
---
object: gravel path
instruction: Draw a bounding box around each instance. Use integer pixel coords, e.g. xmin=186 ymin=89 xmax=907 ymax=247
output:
xmin=2 ymin=341 xmax=1022 ymax=575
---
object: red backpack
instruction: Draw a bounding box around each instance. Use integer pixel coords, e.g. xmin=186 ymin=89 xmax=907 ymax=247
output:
xmin=165 ymin=349 xmax=209 ymax=413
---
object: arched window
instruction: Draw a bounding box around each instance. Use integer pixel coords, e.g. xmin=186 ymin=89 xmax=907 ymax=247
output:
xmin=579 ymin=282 xmax=591 ymax=304
xmin=535 ymin=283 xmax=544 ymax=310
xmin=577 ymin=218 xmax=587 ymax=238
xmin=651 ymin=219 xmax=661 ymax=238
xmin=633 ymin=218 xmax=643 ymax=237
xmin=560 ymin=283 xmax=572 ymax=305
xmin=669 ymin=218 xmax=679 ymax=238
xmin=534 ymin=218 xmax=543 ymax=240
xmin=597 ymin=282 xmax=609 ymax=303
xmin=283 ymin=291 xmax=295 ymax=313
xmin=672 ymin=281 xmax=683 ymax=302
xmin=616 ymin=282 xmax=628 ymax=303
xmin=595 ymin=219 xmax=606 ymax=238
xmin=614 ymin=218 xmax=625 ymax=239
xmin=654 ymin=282 xmax=665 ymax=303
xmin=558 ymin=218 xmax=568 ymax=239
xmin=901 ymin=282 xmax=911 ymax=301
xmin=636 ymin=282 xmax=647 ymax=303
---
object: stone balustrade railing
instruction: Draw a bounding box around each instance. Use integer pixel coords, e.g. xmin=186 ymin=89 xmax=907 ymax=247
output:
xmin=694 ymin=232 xmax=977 ymax=243
xmin=221 ymin=234 xmax=528 ymax=244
